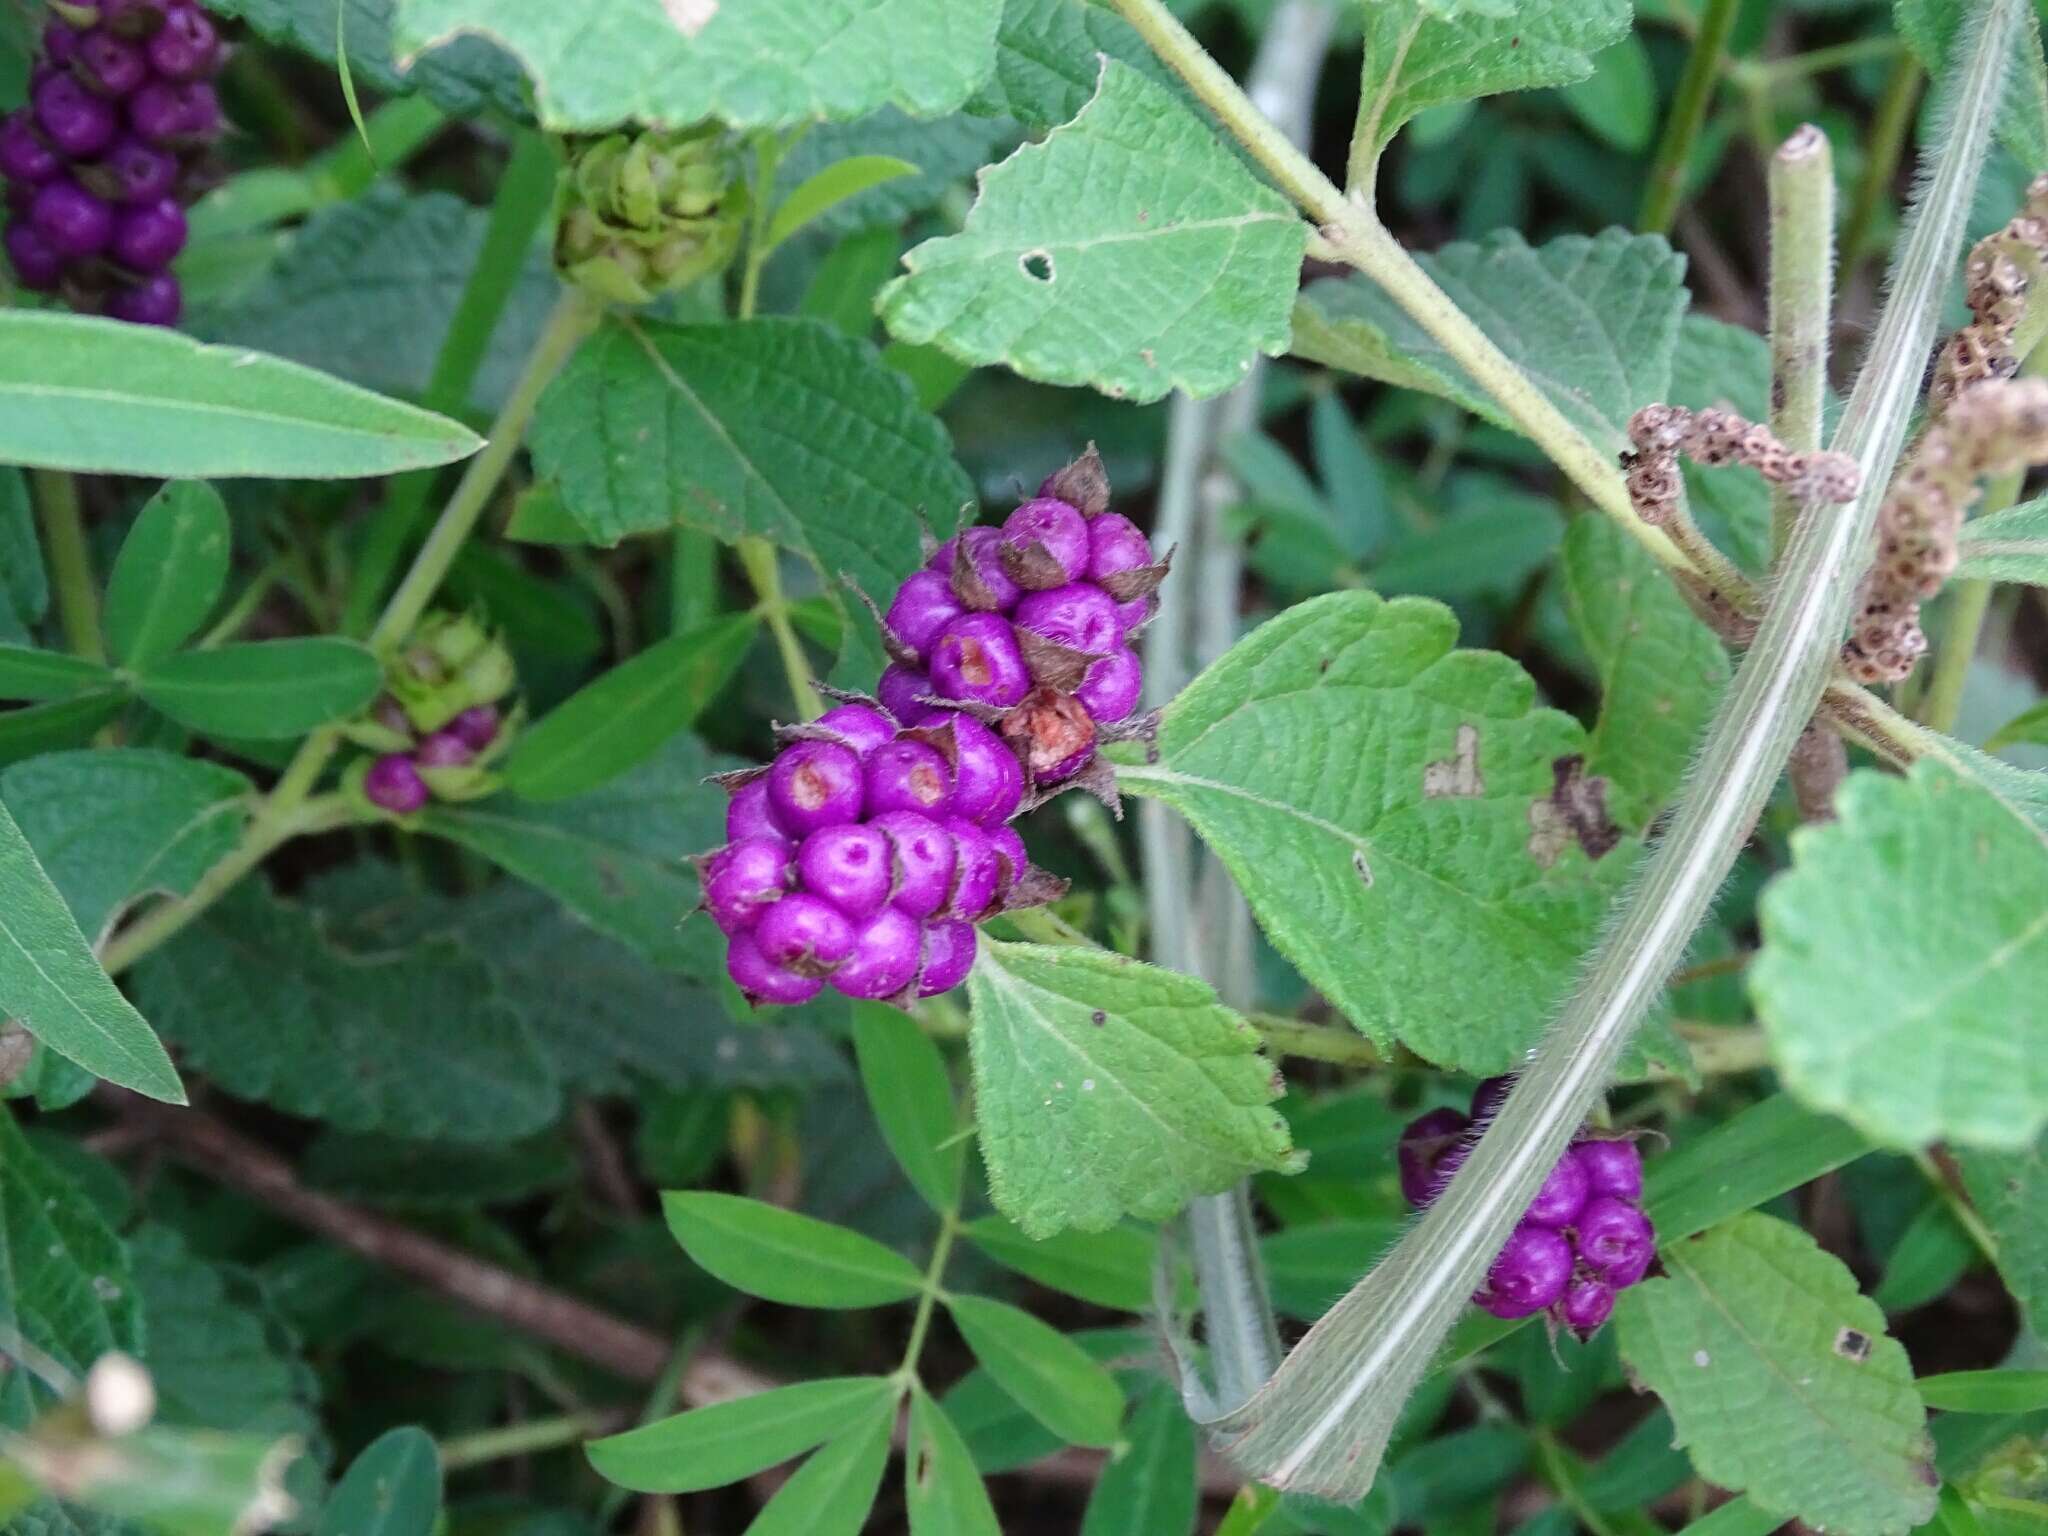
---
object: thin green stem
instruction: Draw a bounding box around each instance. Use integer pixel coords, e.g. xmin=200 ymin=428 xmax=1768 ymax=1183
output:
xmin=738 ymin=539 xmax=822 ymax=721
xmin=1739 ymin=34 xmax=1904 ymax=86
xmin=1912 ymin=1150 xmax=2000 ymax=1265
xmin=1920 ymin=576 xmax=1997 ymax=735
xmin=1768 ymin=126 xmax=1837 ymax=563
xmin=33 ymin=471 xmax=102 ymax=662
xmin=1639 ymin=0 xmax=1741 ymax=234
xmin=1842 ymin=54 xmax=1923 ymax=268
xmin=1252 ymin=1015 xmax=1384 ymax=1069
xmin=439 ymin=1412 xmax=613 ymax=1471
xmin=736 ymin=133 xmax=787 ymax=323
xmin=895 ymin=1205 xmax=961 ymax=1385
xmin=197 ymin=562 xmax=284 ymax=649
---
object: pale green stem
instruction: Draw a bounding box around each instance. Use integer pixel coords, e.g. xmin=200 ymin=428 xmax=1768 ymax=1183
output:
xmin=33 ymin=471 xmax=102 ymax=663
xmin=739 ymin=539 xmax=822 ymax=721
xmin=1639 ymin=0 xmax=1742 ymax=234
xmin=1912 ymin=1150 xmax=2000 ymax=1265
xmin=439 ymin=1413 xmax=612 ymax=1471
xmin=1768 ymin=125 xmax=1836 ymax=564
xmin=895 ymin=1204 xmax=961 ymax=1385
xmin=1252 ymin=1015 xmax=1384 ymax=1068
xmin=1920 ymin=576 xmax=1997 ymax=736
xmin=196 ymin=563 xmax=284 ymax=649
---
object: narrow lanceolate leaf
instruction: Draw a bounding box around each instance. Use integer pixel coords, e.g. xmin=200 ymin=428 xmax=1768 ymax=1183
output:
xmin=0 ymin=468 xmax=48 ymax=642
xmin=0 ymin=692 xmax=126 ymax=769
xmin=0 ymin=645 xmax=114 ymax=703
xmin=1614 ymin=1214 xmax=1936 ymax=1536
xmin=589 ymin=1377 xmax=897 ymax=1493
xmin=881 ymin=60 xmax=1306 ymax=404
xmin=104 ymin=482 xmax=232 ymax=667
xmin=316 ymin=1427 xmax=441 ymax=1536
xmin=133 ymin=638 xmax=383 ymax=739
xmin=743 ymin=1407 xmax=895 ymax=1536
xmin=1117 ymin=591 xmax=1672 ymax=1076
xmin=1956 ymin=1128 xmax=2048 ymax=1333
xmin=0 ymin=312 xmax=482 ymax=478
xmin=962 ymin=1215 xmax=1157 ymax=1312
xmin=1752 ymin=764 xmax=2048 ymax=1151
xmin=965 ymin=939 xmax=1300 ymax=1239
xmin=391 ymin=0 xmax=1000 ymax=130
xmin=906 ymin=1389 xmax=1002 ymax=1536
xmin=1292 ymin=230 xmax=1688 ymax=456
xmin=1081 ymin=1385 xmax=1200 ymax=1536
xmin=1953 ymin=497 xmax=2048 ymax=583
xmin=851 ymin=1002 xmax=963 ymax=1213
xmin=661 ymin=1192 xmax=924 ymax=1308
xmin=945 ymin=1293 xmax=1125 ymax=1447
xmin=0 ymin=798 xmax=183 ymax=1102
xmin=1918 ymin=1370 xmax=2048 ymax=1414
xmin=764 ymin=156 xmax=921 ymax=255
xmin=502 ymin=613 xmax=757 ymax=801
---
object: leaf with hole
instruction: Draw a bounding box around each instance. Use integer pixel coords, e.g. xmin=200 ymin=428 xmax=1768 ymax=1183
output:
xmin=906 ymin=1388 xmax=1001 ymax=1536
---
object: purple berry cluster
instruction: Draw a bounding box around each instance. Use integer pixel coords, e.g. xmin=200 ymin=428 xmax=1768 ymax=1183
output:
xmin=1399 ymin=1078 xmax=1656 ymax=1336
xmin=362 ymin=704 xmax=503 ymax=816
xmin=1 ymin=0 xmax=224 ymax=325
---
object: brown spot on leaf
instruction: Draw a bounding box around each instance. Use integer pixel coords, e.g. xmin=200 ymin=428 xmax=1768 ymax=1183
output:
xmin=1834 ymin=1327 xmax=1871 ymax=1362
xmin=1526 ymin=756 xmax=1622 ymax=867
xmin=1423 ymin=724 xmax=1484 ymax=798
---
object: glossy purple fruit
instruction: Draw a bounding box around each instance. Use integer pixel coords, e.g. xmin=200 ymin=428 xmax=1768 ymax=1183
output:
xmin=127 ymin=78 xmax=214 ymax=143
xmin=918 ymin=919 xmax=978 ymax=997
xmin=415 ymin=730 xmax=474 ymax=769
xmin=1574 ymin=1196 xmax=1655 ymax=1285
xmin=364 ymin=754 xmax=428 ymax=814
xmin=1088 ymin=511 xmax=1153 ymax=580
xmin=753 ymin=892 xmax=856 ymax=975
xmin=726 ymin=932 xmax=823 ymax=1006
xmin=929 ymin=613 xmax=1030 ymax=710
xmin=449 ymin=704 xmax=500 ymax=752
xmin=146 ymin=4 xmax=220 ymax=80
xmin=3 ymin=222 xmax=64 ymax=289
xmin=31 ymin=179 xmax=112 ymax=255
xmin=990 ymin=824 xmax=1026 ymax=880
xmin=863 ymin=738 xmax=953 ymax=820
xmin=1475 ymin=1224 xmax=1574 ymax=1320
xmin=110 ymin=195 xmax=184 ymax=271
xmin=1558 ymin=1276 xmax=1616 ymax=1334
xmin=877 ymin=662 xmax=940 ymax=726
xmin=943 ymin=714 xmax=1024 ymax=827
xmin=1014 ymin=583 xmax=1121 ymax=658
xmin=944 ymin=818 xmax=1001 ymax=919
xmin=1076 ymin=647 xmax=1142 ymax=723
xmin=1112 ymin=592 xmax=1152 ymax=635
xmin=75 ymin=28 xmax=148 ymax=95
xmin=885 ymin=570 xmax=964 ymax=662
xmin=33 ymin=73 xmax=117 ymax=157
xmin=814 ymin=703 xmax=895 ymax=759
xmin=873 ymin=811 xmax=956 ymax=919
xmin=1001 ymin=497 xmax=1089 ymax=585
xmin=703 ymin=836 xmax=789 ymax=936
xmin=725 ymin=778 xmax=785 ymax=843
xmin=98 ymin=137 xmax=178 ymax=202
xmin=1470 ymin=1075 xmax=1513 ymax=1123
xmin=829 ymin=907 xmax=923 ymax=1000
xmin=951 ymin=526 xmax=1021 ymax=611
xmin=1572 ymin=1138 xmax=1643 ymax=1202
xmin=1398 ymin=1107 xmax=1471 ymax=1209
xmin=925 ymin=536 xmax=956 ymax=574
xmin=41 ymin=23 xmax=82 ymax=68
xmin=766 ymin=738 xmax=863 ymax=837
xmin=105 ymin=271 xmax=179 ymax=324
xmin=0 ymin=113 xmax=62 ymax=185
xmin=796 ymin=824 xmax=892 ymax=921
xmin=1524 ymin=1151 xmax=1591 ymax=1228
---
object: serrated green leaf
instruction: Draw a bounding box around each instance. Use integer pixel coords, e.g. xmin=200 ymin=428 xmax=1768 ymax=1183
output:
xmin=1615 ymin=1213 xmax=1935 ymax=1536
xmin=0 ymin=647 xmax=114 ymax=704
xmin=961 ymin=1215 xmax=1156 ymax=1312
xmin=531 ymin=316 xmax=969 ymax=682
xmin=964 ymin=938 xmax=1299 ymax=1238
xmin=391 ymin=0 xmax=1000 ymax=131
xmin=589 ymin=1377 xmax=896 ymax=1493
xmin=0 ymin=313 xmax=482 ymax=479
xmin=1754 ymin=764 xmax=2048 ymax=1151
xmin=0 ymin=470 xmax=45 ymax=644
xmin=1117 ymin=591 xmax=1662 ymax=1075
xmin=1564 ymin=516 xmax=1730 ymax=824
xmin=1956 ymin=1128 xmax=2048 ymax=1334
xmin=741 ymin=1406 xmax=893 ymax=1536
xmin=1081 ymin=1384 xmax=1198 ymax=1536
xmin=851 ymin=1003 xmax=962 ymax=1213
xmin=1895 ymin=0 xmax=2048 ymax=165
xmin=128 ymin=882 xmax=557 ymax=1139
xmin=1292 ymin=229 xmax=1687 ymax=455
xmin=1 ymin=749 xmax=250 ymax=943
xmin=132 ymin=639 xmax=382 ymax=740
xmin=661 ymin=1191 xmax=924 ymax=1307
xmin=1920 ymin=1371 xmax=2048 ymax=1414
xmin=316 ymin=1427 xmax=439 ymax=1536
xmin=200 ymin=0 xmax=529 ymax=116
xmin=966 ymin=0 xmax=1176 ymax=130
xmin=905 ymin=1388 xmax=1001 ymax=1536
xmin=882 ymin=60 xmax=1303 ymax=404
xmin=944 ymin=1293 xmax=1123 ymax=1447
xmin=0 ymin=694 xmax=127 ymax=770
xmin=1955 ymin=497 xmax=2048 ymax=584
xmin=103 ymin=484 xmax=231 ymax=668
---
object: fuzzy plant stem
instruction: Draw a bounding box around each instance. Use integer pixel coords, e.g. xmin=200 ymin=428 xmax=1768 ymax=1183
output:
xmin=33 ymin=471 xmax=102 ymax=663
xmin=1768 ymin=125 xmax=1836 ymax=563
xmin=1638 ymin=0 xmax=1742 ymax=235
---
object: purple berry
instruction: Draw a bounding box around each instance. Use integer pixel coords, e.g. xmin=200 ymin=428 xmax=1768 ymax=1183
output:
xmin=1524 ymin=1150 xmax=1591 ymax=1229
xmin=0 ymin=113 xmax=62 ymax=185
xmin=951 ymin=526 xmax=1021 ymax=611
xmin=415 ymin=729 xmax=474 ymax=769
xmin=990 ymin=825 xmax=1026 ymax=879
xmin=1470 ymin=1075 xmax=1512 ymax=1122
xmin=873 ymin=811 xmax=956 ymax=919
xmin=885 ymin=569 xmax=965 ymax=662
xmin=33 ymin=73 xmax=117 ymax=157
xmin=1076 ymin=647 xmax=1142 ymax=723
xmin=726 ymin=932 xmax=823 ymax=1006
xmin=1572 ymin=1138 xmax=1643 ymax=1202
xmin=944 ymin=818 xmax=1001 ymax=919
xmin=877 ymin=662 xmax=940 ymax=726
xmin=1001 ymin=497 xmax=1090 ymax=585
xmin=1014 ymin=583 xmax=1121 ymax=658
xmin=918 ymin=919 xmax=978 ymax=997
xmin=863 ymin=737 xmax=953 ymax=820
xmin=449 ymin=704 xmax=500 ymax=752
xmin=1112 ymin=593 xmax=1152 ymax=635
xmin=1398 ymin=1107 xmax=1471 ymax=1209
xmin=30 ymin=179 xmax=112 ymax=256
xmin=925 ymin=537 xmax=956 ymax=574
xmin=725 ymin=778 xmax=785 ymax=843
xmin=943 ymin=714 xmax=1024 ymax=828
xmin=127 ymin=78 xmax=214 ymax=143
xmin=703 ymin=836 xmax=789 ymax=937
xmin=3 ymin=222 xmax=64 ymax=289
xmin=75 ymin=28 xmax=149 ymax=96
xmin=364 ymin=754 xmax=428 ymax=815
xmin=1558 ymin=1276 xmax=1616 ymax=1334
xmin=146 ymin=4 xmax=220 ymax=80
xmin=829 ymin=907 xmax=923 ymax=1000
xmin=105 ymin=271 xmax=179 ymax=325
xmin=1088 ymin=512 xmax=1153 ymax=581
xmin=752 ymin=892 xmax=856 ymax=975
xmin=97 ymin=137 xmax=178 ymax=203
xmin=766 ymin=738 xmax=863 ymax=837
xmin=109 ymin=195 xmax=184 ymax=271
xmin=814 ymin=703 xmax=895 ymax=759
xmin=1574 ymin=1196 xmax=1655 ymax=1286
xmin=795 ymin=824 xmax=892 ymax=921
xmin=41 ymin=24 xmax=82 ymax=68
xmin=929 ymin=613 xmax=1030 ymax=710
xmin=1476 ymin=1224 xmax=1574 ymax=1320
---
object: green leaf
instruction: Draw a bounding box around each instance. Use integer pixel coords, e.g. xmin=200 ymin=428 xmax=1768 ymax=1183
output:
xmin=1985 ymin=699 xmax=2048 ymax=753
xmin=201 ymin=0 xmax=529 ymax=117
xmin=1262 ymin=1217 xmax=1405 ymax=1320
xmin=0 ymin=798 xmax=182 ymax=1102
xmin=0 ymin=470 xmax=46 ymax=643
xmin=0 ymin=693 xmax=127 ymax=769
xmin=1615 ymin=1213 xmax=1935 ymax=1536
xmin=1563 ymin=515 xmax=1730 ymax=824
xmin=503 ymin=615 xmax=756 ymax=801
xmin=1956 ymin=1129 xmax=2048 ymax=1334
xmin=315 ymin=1427 xmax=440 ymax=1536
xmin=588 ymin=1377 xmax=897 ymax=1493
xmin=1347 ymin=0 xmax=1631 ymax=188
xmin=1 ymin=749 xmax=250 ymax=943
xmin=741 ymin=1406 xmax=893 ymax=1536
xmin=905 ymin=1388 xmax=1001 ymax=1536
xmin=775 ymin=113 xmax=1018 ymax=242
xmin=103 ymin=483 xmax=232 ymax=667
xmin=0 ymin=647 xmax=114 ymax=703
xmin=1954 ymin=497 xmax=2048 ymax=585
xmin=851 ymin=1002 xmax=963 ymax=1213
xmin=1753 ymin=764 xmax=2048 ymax=1151
xmin=1919 ymin=1371 xmax=2048 ymax=1414
xmin=1117 ymin=591 xmax=1662 ymax=1075
xmin=882 ymin=60 xmax=1304 ymax=404
xmin=1871 ymin=1197 xmax=1975 ymax=1313
xmin=944 ymin=1292 xmax=1124 ymax=1447
xmin=1644 ymin=1094 xmax=1873 ymax=1246
xmin=661 ymin=1191 xmax=924 ymax=1308
xmin=0 ymin=312 xmax=483 ymax=479
xmin=764 ymin=156 xmax=921 ymax=254
xmin=132 ymin=638 xmax=382 ymax=740
xmin=964 ymin=938 xmax=1300 ymax=1238
xmin=1558 ymin=30 xmax=1658 ymax=153
xmin=1292 ymin=229 xmax=1687 ymax=455
xmin=531 ymin=315 xmax=970 ymax=682
xmin=391 ymin=0 xmax=1001 ymax=131
xmin=961 ymin=1215 xmax=1156 ymax=1312
xmin=966 ymin=0 xmax=1176 ymax=130
xmin=1081 ymin=1384 xmax=1198 ymax=1536
xmin=1895 ymin=0 xmax=2048 ymax=165
xmin=128 ymin=882 xmax=557 ymax=1138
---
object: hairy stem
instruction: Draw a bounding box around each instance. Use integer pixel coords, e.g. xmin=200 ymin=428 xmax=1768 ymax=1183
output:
xmin=33 ymin=471 xmax=102 ymax=663
xmin=1768 ymin=125 xmax=1837 ymax=563
xmin=1639 ymin=0 xmax=1741 ymax=234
